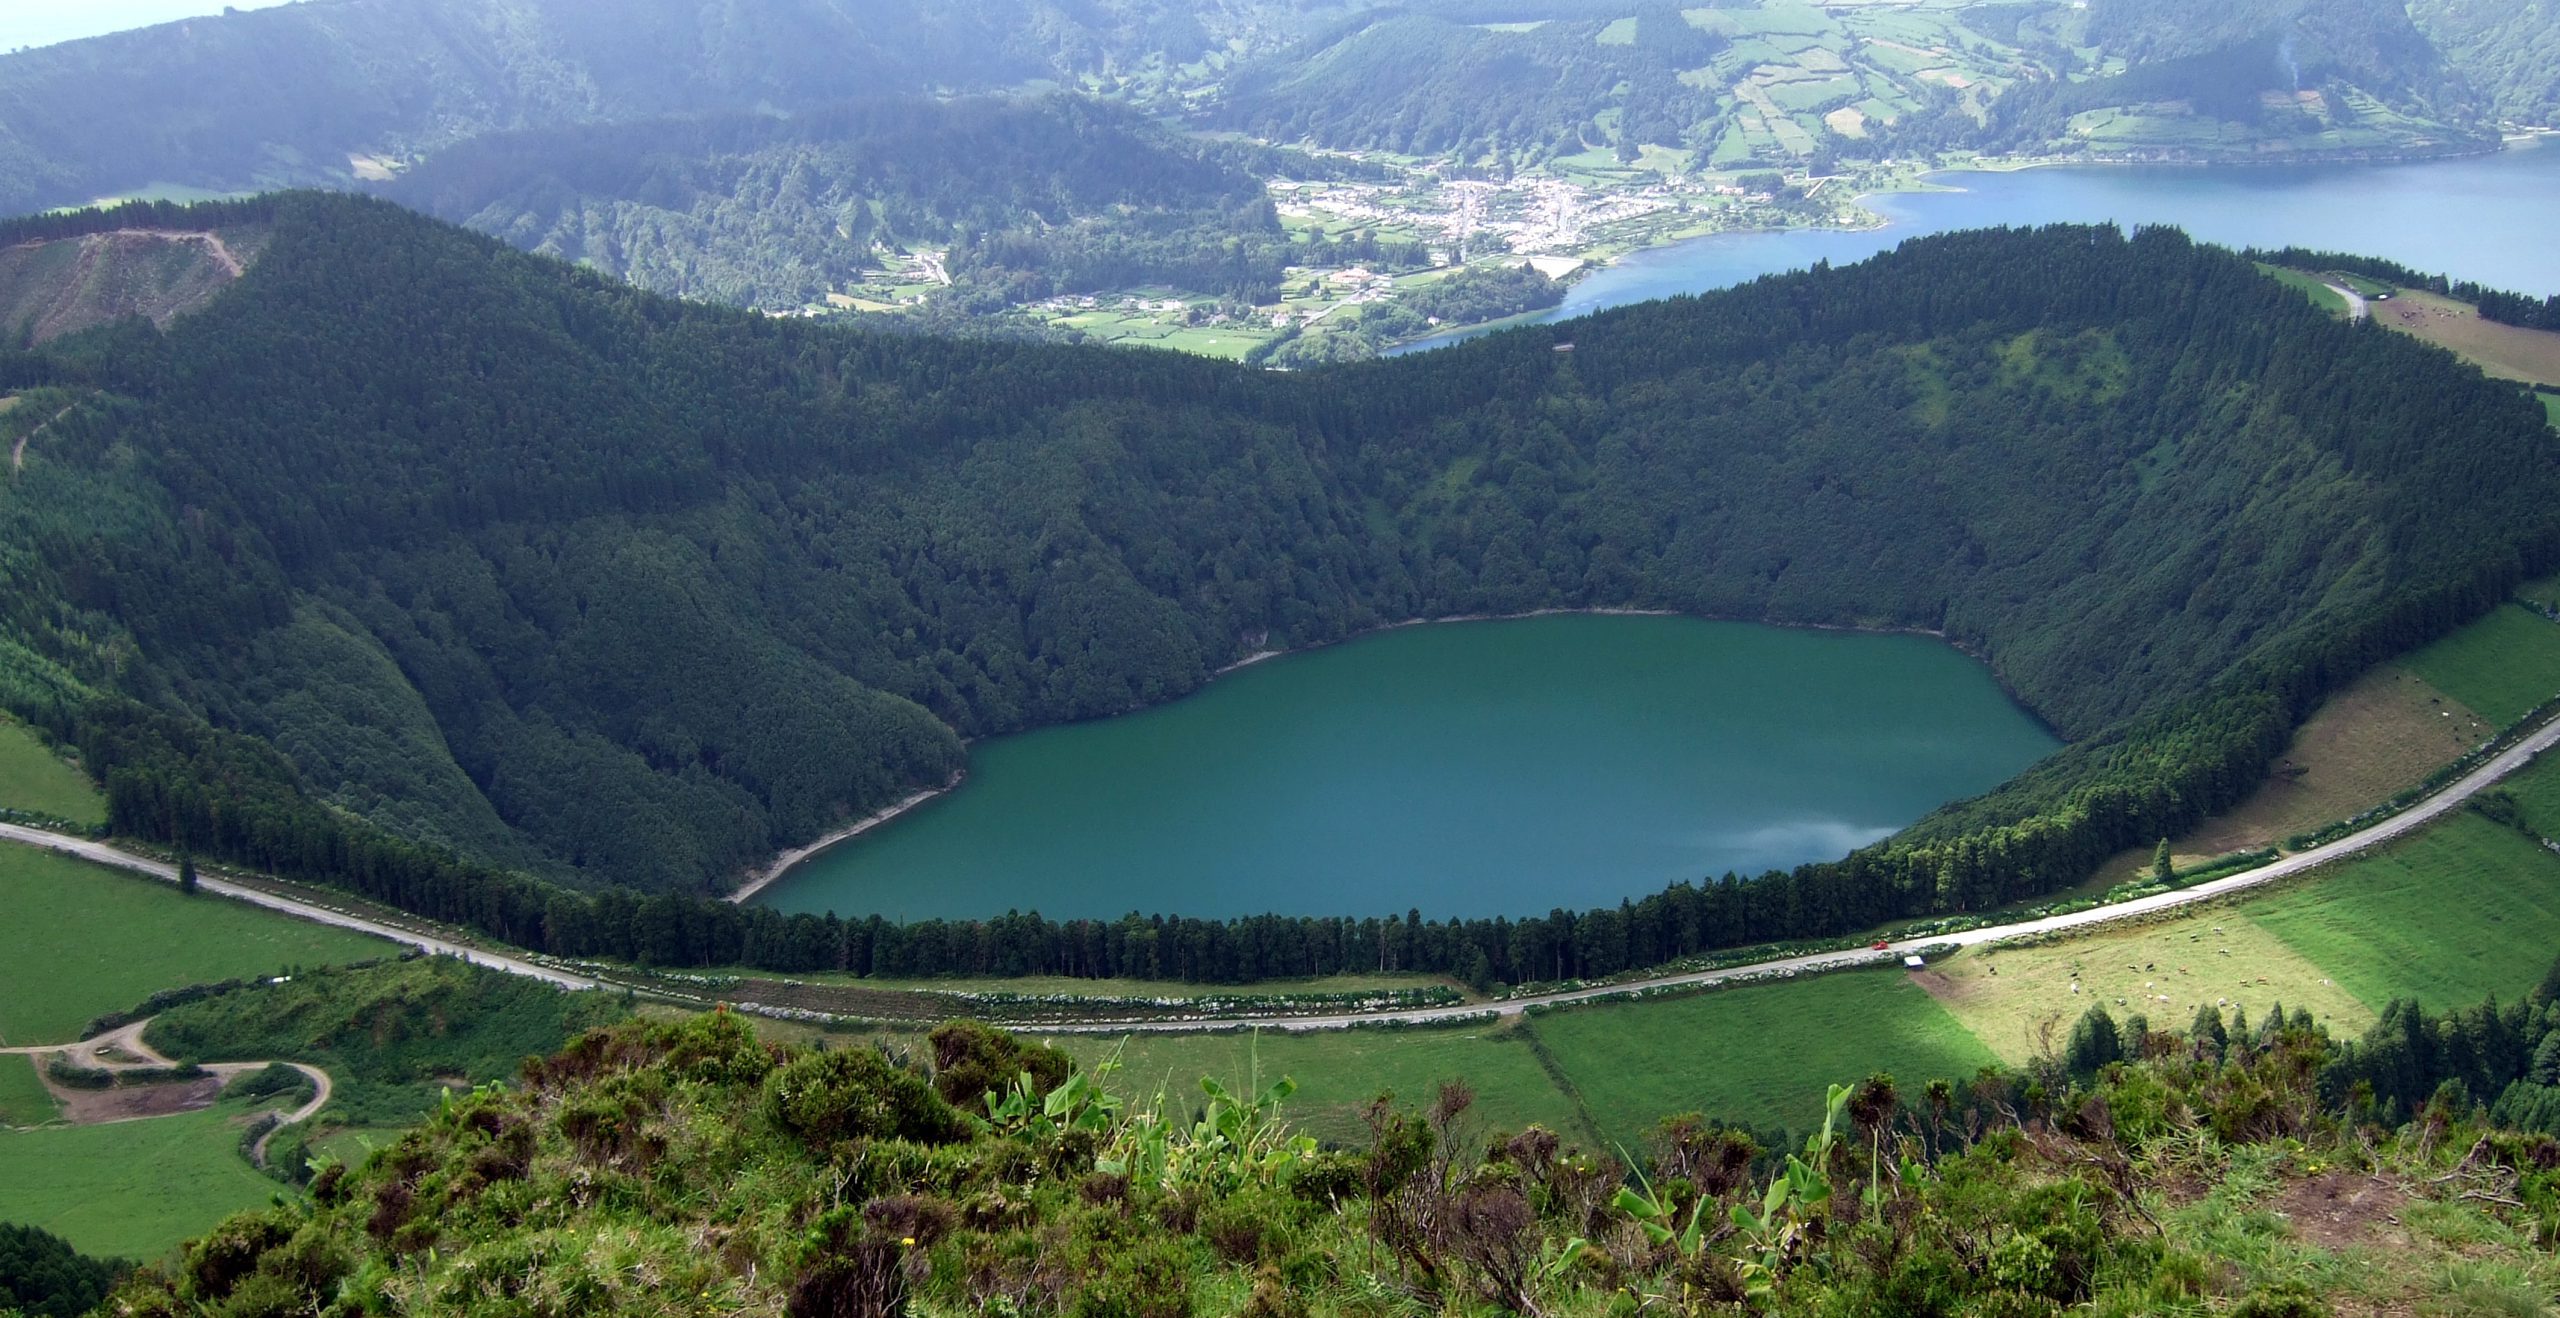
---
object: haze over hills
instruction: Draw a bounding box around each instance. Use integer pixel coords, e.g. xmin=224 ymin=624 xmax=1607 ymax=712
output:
xmin=0 ymin=0 xmax=2547 ymax=367
xmin=2410 ymin=0 xmax=2560 ymax=126
xmin=379 ymin=96 xmax=1357 ymax=314
xmin=0 ymin=0 xmax=1274 ymax=215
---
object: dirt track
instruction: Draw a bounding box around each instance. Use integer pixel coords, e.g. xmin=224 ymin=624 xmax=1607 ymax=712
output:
xmin=1 ymin=1015 xmax=334 ymax=1165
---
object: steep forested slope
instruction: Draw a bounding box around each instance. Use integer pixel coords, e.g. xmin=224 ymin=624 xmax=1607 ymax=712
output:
xmin=1 ymin=195 xmax=2554 ymax=977
xmin=384 ymin=97 xmax=1315 ymax=311
xmin=1215 ymin=7 xmax=1721 ymax=157
xmin=2410 ymin=0 xmax=2560 ymax=126
xmin=1918 ymin=0 xmax=2490 ymax=158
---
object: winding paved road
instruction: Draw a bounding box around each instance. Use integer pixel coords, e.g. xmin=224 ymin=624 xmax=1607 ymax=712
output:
xmin=2 ymin=1015 xmax=334 ymax=1164
xmin=7 ymin=709 xmax=2557 ymax=1036
xmin=2324 ymin=282 xmax=2371 ymax=322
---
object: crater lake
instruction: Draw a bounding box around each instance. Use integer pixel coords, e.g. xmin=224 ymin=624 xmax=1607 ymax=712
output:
xmin=753 ymin=615 xmax=2061 ymax=921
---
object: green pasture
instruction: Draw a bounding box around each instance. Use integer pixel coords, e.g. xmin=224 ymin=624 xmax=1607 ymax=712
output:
xmin=0 ymin=1054 xmax=57 ymax=1127
xmin=1061 ymin=1022 xmax=1580 ymax=1147
xmin=0 ymin=843 xmax=391 ymax=1046
xmin=2258 ymin=264 xmax=2350 ymax=316
xmin=1531 ymin=971 xmax=1998 ymax=1148
xmin=0 ymin=1098 xmax=283 ymax=1261
xmin=2245 ymin=812 xmax=2560 ymax=1013
xmin=2397 ymin=603 xmax=2560 ymax=727
xmin=0 ymin=715 xmax=104 ymax=825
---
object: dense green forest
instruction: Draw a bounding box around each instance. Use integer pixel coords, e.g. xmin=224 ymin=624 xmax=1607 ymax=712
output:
xmin=1215 ymin=7 xmax=1721 ymax=160
xmin=385 ymin=97 xmax=1386 ymax=313
xmin=87 ymin=971 xmax=2560 ymax=1317
xmin=0 ymin=194 xmax=2554 ymax=985
xmin=2409 ymin=0 xmax=2560 ymax=126
xmin=1871 ymin=0 xmax=2487 ymax=160
xmin=0 ymin=1224 xmax=123 ymax=1318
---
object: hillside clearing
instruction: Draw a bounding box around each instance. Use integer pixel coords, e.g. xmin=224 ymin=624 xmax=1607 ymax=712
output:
xmin=0 ymin=715 xmax=103 ymax=826
xmin=2376 ymin=288 xmax=2560 ymax=385
xmin=2396 ymin=602 xmax=2560 ymax=727
xmin=2259 ymin=264 xmax=2351 ymax=316
xmin=0 ymin=844 xmax=390 ymax=1046
xmin=2170 ymin=665 xmax=2484 ymax=859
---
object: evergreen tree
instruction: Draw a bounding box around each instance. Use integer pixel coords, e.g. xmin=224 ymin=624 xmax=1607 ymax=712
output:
xmin=177 ymin=852 xmax=198 ymax=896
xmin=2064 ymin=1005 xmax=2123 ymax=1078
xmin=2152 ymin=839 xmax=2173 ymax=883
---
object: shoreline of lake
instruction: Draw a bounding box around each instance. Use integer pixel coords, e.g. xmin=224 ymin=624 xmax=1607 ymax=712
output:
xmin=728 ymin=780 xmax=960 ymax=906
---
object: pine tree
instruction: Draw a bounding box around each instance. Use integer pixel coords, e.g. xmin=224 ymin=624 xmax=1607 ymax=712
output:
xmin=2151 ymin=839 xmax=2173 ymax=883
xmin=2064 ymin=1005 xmax=2123 ymax=1078
xmin=178 ymin=851 xmax=199 ymax=895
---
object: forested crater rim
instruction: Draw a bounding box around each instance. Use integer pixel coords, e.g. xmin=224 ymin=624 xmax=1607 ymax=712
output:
xmin=8 ymin=194 xmax=2553 ymax=983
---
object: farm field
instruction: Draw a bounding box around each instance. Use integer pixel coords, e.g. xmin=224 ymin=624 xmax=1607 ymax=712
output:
xmin=2375 ymin=289 xmax=2560 ymax=386
xmin=1928 ymin=807 xmax=2560 ymax=1067
xmin=2395 ymin=603 xmax=2560 ymax=727
xmin=0 ymin=1055 xmax=56 ymax=1127
xmin=0 ymin=715 xmax=103 ymax=826
xmin=2171 ymin=664 xmax=2484 ymax=860
xmin=1530 ymin=971 xmax=1998 ymax=1147
xmin=0 ymin=843 xmax=391 ymax=1046
xmin=1922 ymin=902 xmax=2375 ymax=1066
xmin=2258 ymin=264 xmax=2351 ymax=316
xmin=1061 ymin=1020 xmax=1580 ymax=1147
xmin=2244 ymin=811 xmax=2560 ymax=1012
xmin=0 ymin=1096 xmax=286 ymax=1261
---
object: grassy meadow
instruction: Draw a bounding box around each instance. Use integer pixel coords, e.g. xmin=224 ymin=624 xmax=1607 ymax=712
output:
xmin=2258 ymin=264 xmax=2351 ymax=316
xmin=1529 ymin=971 xmax=2000 ymax=1148
xmin=0 ymin=1097 xmax=286 ymax=1261
xmin=1059 ymin=1020 xmax=1581 ymax=1147
xmin=0 ymin=715 xmax=104 ymax=826
xmin=2243 ymin=811 xmax=2560 ymax=1012
xmin=2395 ymin=602 xmax=2560 ymax=727
xmin=0 ymin=843 xmax=390 ymax=1046
xmin=0 ymin=1054 xmax=57 ymax=1127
